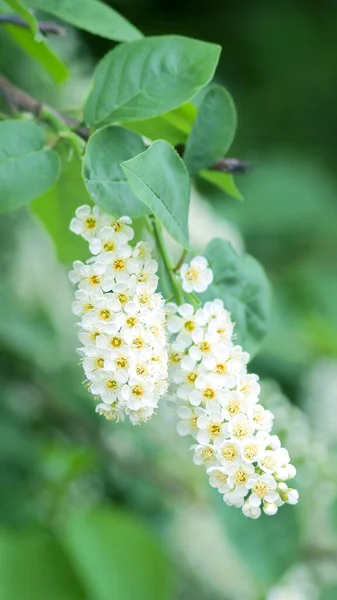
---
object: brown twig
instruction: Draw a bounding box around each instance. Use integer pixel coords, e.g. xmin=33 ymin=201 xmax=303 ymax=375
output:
xmin=211 ymin=157 xmax=252 ymax=174
xmin=0 ymin=74 xmax=42 ymax=116
xmin=175 ymin=143 xmax=251 ymax=174
xmin=0 ymin=74 xmax=91 ymax=141
xmin=0 ymin=13 xmax=66 ymax=36
xmin=0 ymin=73 xmax=72 ymax=124
xmin=0 ymin=74 xmax=86 ymax=156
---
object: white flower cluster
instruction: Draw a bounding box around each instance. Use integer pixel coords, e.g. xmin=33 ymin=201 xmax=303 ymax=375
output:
xmin=69 ymin=205 xmax=168 ymax=425
xmin=180 ymin=255 xmax=213 ymax=293
xmin=167 ymin=299 xmax=298 ymax=518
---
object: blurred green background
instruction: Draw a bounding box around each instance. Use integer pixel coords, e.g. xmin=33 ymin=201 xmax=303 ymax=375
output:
xmin=1 ymin=1 xmax=337 ymax=598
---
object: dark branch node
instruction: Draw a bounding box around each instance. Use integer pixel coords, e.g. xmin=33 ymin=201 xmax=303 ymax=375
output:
xmin=175 ymin=144 xmax=251 ymax=174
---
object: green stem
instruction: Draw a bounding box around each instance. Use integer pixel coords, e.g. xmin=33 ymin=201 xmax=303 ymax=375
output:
xmin=185 ymin=292 xmax=201 ymax=309
xmin=39 ymin=106 xmax=85 ymax=158
xmin=150 ymin=216 xmax=184 ymax=305
xmin=173 ymin=248 xmax=187 ymax=272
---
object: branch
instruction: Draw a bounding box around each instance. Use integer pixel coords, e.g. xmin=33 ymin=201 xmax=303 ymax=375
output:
xmin=0 ymin=74 xmax=85 ymax=156
xmin=175 ymin=144 xmax=251 ymax=174
xmin=211 ymin=157 xmax=252 ymax=174
xmin=0 ymin=75 xmax=251 ymax=168
xmin=0 ymin=74 xmax=91 ymax=142
xmin=0 ymin=13 xmax=66 ymax=35
xmin=0 ymin=73 xmax=41 ymax=115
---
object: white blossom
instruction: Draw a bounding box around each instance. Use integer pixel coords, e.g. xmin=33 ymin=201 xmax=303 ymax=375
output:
xmin=263 ymin=502 xmax=278 ymax=516
xmin=180 ymin=255 xmax=213 ymax=293
xmin=70 ymin=205 xmax=110 ymax=241
xmin=168 ymin=299 xmax=298 ymax=518
xmin=69 ymin=205 xmax=168 ymax=424
xmin=242 ymin=501 xmax=261 ymax=519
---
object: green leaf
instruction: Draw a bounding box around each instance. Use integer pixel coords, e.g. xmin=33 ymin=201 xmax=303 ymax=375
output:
xmin=27 ymin=0 xmax=142 ymax=42
xmin=32 ymin=146 xmax=91 ymax=264
xmin=0 ymin=527 xmax=85 ymax=599
xmin=125 ymin=116 xmax=185 ymax=146
xmin=4 ymin=0 xmax=43 ymax=40
xmin=0 ymin=120 xmax=60 ymax=213
xmin=82 ymin=126 xmax=150 ymax=218
xmin=200 ymin=238 xmax=270 ymax=355
xmin=200 ymin=169 xmax=243 ymax=200
xmin=163 ymin=102 xmax=198 ymax=134
xmin=84 ymin=35 xmax=221 ymax=128
xmin=184 ymin=85 xmax=237 ymax=175
xmin=5 ymin=26 xmax=68 ymax=83
xmin=62 ymin=508 xmax=170 ymax=600
xmin=216 ymin=497 xmax=300 ymax=587
xmin=124 ymin=103 xmax=197 ymax=147
xmin=122 ymin=140 xmax=191 ymax=248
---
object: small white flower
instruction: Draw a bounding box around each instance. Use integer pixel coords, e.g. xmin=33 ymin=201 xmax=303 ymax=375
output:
xmin=241 ymin=436 xmax=264 ymax=464
xmin=121 ymin=378 xmax=155 ymax=409
xmin=218 ymin=439 xmax=242 ymax=468
xmin=189 ymin=373 xmax=223 ymax=408
xmin=69 ymin=260 xmax=85 ymax=285
xmin=221 ymin=390 xmax=247 ymax=420
xmin=223 ymin=489 xmax=246 ymax=508
xmin=196 ymin=411 xmax=227 ymax=445
xmin=286 ymin=488 xmax=299 ymax=505
xmin=72 ymin=289 xmax=102 ymax=317
xmin=226 ymin=345 xmax=249 ymax=377
xmin=207 ymin=466 xmax=232 ymax=493
xmin=242 ymin=502 xmax=261 ymax=519
xmin=258 ymin=448 xmax=289 ymax=475
xmin=90 ymin=370 xmax=125 ymax=404
xmin=227 ymin=463 xmax=255 ymax=496
xmin=77 ymin=262 xmax=106 ymax=294
xmin=95 ymin=402 xmax=125 ymax=422
xmin=167 ymin=303 xmax=205 ymax=347
xmin=81 ymin=346 xmax=114 ymax=377
xmin=129 ymin=405 xmax=154 ymax=425
xmin=192 ymin=444 xmax=217 ymax=466
xmin=263 ymin=502 xmax=278 ymax=516
xmin=278 ymin=483 xmax=299 ymax=505
xmin=132 ymin=241 xmax=152 ymax=261
xmin=249 ymin=404 xmax=274 ymax=432
xmin=110 ymin=216 xmax=134 ymax=241
xmin=247 ymin=474 xmax=279 ymax=507
xmin=180 ymin=255 xmax=213 ymax=293
xmin=228 ymin=414 xmax=254 ymax=441
xmin=174 ymin=362 xmax=200 ymax=391
xmin=70 ymin=205 xmax=110 ymax=241
xmin=237 ymin=373 xmax=261 ymax=401
xmin=177 ymin=405 xmax=203 ymax=437
xmin=89 ymin=226 xmax=129 ymax=255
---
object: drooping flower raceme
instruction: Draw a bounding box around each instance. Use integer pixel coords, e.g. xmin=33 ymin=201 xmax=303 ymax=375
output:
xmin=180 ymin=255 xmax=213 ymax=293
xmin=69 ymin=205 xmax=168 ymax=425
xmin=167 ymin=299 xmax=298 ymax=518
